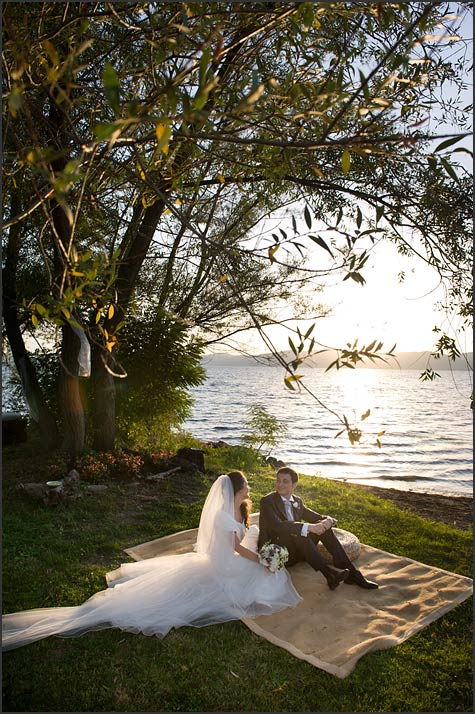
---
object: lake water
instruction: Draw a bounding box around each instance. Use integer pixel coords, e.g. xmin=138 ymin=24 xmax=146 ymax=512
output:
xmin=184 ymin=364 xmax=473 ymax=498
xmin=3 ymin=361 xmax=472 ymax=497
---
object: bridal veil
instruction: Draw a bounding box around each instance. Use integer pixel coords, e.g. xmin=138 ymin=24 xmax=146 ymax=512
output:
xmin=3 ymin=475 xmax=301 ymax=651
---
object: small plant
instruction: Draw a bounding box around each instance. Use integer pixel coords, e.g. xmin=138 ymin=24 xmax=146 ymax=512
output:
xmin=45 ymin=463 xmax=64 ymax=481
xmin=77 ymin=450 xmax=144 ymax=481
xmin=240 ymin=404 xmax=288 ymax=457
xmin=107 ymin=451 xmax=144 ymax=477
xmin=150 ymin=449 xmax=174 ymax=466
xmin=204 ymin=444 xmax=266 ymax=475
xmin=77 ymin=453 xmax=110 ymax=481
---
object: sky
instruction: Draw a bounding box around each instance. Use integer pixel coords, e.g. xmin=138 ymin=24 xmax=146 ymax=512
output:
xmin=314 ymin=248 xmax=471 ymax=354
xmin=218 ymin=6 xmax=473 ymax=357
xmin=226 ymin=231 xmax=472 ymax=357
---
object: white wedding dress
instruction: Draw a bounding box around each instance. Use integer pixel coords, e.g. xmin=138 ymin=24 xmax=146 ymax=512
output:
xmin=2 ymin=475 xmax=301 ymax=651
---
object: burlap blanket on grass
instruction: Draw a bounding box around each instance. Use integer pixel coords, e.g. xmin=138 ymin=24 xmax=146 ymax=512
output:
xmin=125 ymin=520 xmax=473 ymax=679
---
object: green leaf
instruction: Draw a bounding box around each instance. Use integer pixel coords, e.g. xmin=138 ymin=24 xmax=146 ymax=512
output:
xmin=8 ymin=86 xmax=23 ymax=117
xmin=453 ymin=147 xmax=473 ymax=157
xmin=440 ymin=158 xmax=460 ymax=183
xmin=193 ymin=90 xmax=208 ymax=110
xmin=127 ymin=98 xmax=139 ymax=116
xmin=301 ymin=2 xmax=314 ymax=29
xmin=376 ymin=205 xmax=384 ymax=223
xmin=166 ymin=85 xmax=177 ymax=113
xmin=288 ymin=336 xmax=298 ymax=355
xmin=434 ymin=135 xmax=464 ymax=153
xmin=427 ymin=155 xmax=438 ymax=172
xmin=68 ymin=319 xmax=84 ymax=331
xmin=103 ymin=62 xmax=120 ymax=115
xmin=356 ymin=206 xmax=362 ymax=229
xmin=35 ymin=303 xmax=48 ymax=316
xmin=359 ymin=69 xmax=370 ymax=101
xmin=93 ymin=122 xmax=118 ymax=141
xmin=304 ymin=323 xmax=315 ymax=339
xmin=325 ymin=359 xmax=339 ymax=372
xmin=64 ymin=158 xmax=81 ymax=176
xmin=308 ymin=234 xmax=334 ymax=257
xmin=343 ymin=271 xmax=366 ymax=285
xmin=199 ymin=48 xmax=211 ymax=87
xmin=304 ymin=205 xmax=312 ymax=229
xmin=342 ymin=149 xmax=351 ymax=175
xmin=293 ymin=242 xmax=305 ymax=257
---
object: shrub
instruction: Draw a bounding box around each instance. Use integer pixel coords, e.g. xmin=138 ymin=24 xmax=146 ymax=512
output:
xmin=115 ymin=310 xmax=205 ymax=451
xmin=140 ymin=448 xmax=175 ymax=470
xmin=77 ymin=450 xmax=144 ymax=482
xmin=151 ymin=449 xmax=174 ymax=466
xmin=240 ymin=403 xmax=288 ymax=457
xmin=45 ymin=463 xmax=65 ymax=481
xmin=77 ymin=452 xmax=110 ymax=481
xmin=204 ymin=444 xmax=269 ymax=475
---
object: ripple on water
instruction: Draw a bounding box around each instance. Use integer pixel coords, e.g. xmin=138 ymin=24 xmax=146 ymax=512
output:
xmin=185 ymin=366 xmax=472 ymax=497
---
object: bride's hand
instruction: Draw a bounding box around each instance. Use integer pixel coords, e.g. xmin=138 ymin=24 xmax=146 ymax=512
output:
xmin=234 ymin=536 xmax=260 ymax=562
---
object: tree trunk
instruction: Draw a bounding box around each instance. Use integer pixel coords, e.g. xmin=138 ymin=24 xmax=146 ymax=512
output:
xmin=90 ymin=197 xmax=167 ymax=450
xmin=3 ymin=312 xmax=59 ymax=450
xmin=3 ymin=189 xmax=59 ymax=449
xmin=91 ymin=345 xmax=116 ymax=452
xmin=47 ymin=82 xmax=90 ymax=462
xmin=59 ymin=324 xmax=86 ymax=467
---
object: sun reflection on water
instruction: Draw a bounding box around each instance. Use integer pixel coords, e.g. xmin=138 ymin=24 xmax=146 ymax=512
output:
xmin=331 ymin=368 xmax=384 ymax=443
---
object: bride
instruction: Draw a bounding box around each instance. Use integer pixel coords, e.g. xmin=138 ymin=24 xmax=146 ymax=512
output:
xmin=2 ymin=471 xmax=301 ymax=651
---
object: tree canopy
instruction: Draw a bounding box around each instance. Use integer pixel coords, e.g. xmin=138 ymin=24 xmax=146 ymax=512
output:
xmin=2 ymin=1 xmax=472 ymax=458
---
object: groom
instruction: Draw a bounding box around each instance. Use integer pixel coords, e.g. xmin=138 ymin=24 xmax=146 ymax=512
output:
xmin=258 ymin=467 xmax=378 ymax=591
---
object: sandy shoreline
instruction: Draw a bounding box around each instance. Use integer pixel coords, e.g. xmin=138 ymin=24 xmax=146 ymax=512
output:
xmin=342 ymin=481 xmax=472 ymax=530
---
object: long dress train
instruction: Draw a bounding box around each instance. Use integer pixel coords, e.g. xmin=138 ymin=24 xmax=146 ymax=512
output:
xmin=2 ymin=477 xmax=301 ymax=651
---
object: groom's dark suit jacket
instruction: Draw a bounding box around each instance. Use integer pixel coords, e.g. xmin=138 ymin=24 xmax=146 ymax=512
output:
xmin=257 ymin=491 xmax=326 ymax=550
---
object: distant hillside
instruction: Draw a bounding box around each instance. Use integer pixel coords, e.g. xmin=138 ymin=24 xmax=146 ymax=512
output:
xmin=203 ymin=351 xmax=473 ymax=371
xmin=202 ymin=353 xmax=262 ymax=367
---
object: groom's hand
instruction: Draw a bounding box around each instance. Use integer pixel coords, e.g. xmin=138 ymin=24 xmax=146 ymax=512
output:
xmin=308 ymin=518 xmax=334 ymax=536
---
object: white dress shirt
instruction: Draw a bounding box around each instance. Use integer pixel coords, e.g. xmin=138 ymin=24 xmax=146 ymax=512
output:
xmin=280 ymin=496 xmax=309 ymax=536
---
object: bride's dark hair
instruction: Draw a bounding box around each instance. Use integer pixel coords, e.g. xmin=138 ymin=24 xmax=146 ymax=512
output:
xmin=227 ymin=471 xmax=251 ymax=528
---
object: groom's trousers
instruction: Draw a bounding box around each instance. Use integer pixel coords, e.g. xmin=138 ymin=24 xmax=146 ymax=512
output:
xmin=285 ymin=528 xmax=355 ymax=575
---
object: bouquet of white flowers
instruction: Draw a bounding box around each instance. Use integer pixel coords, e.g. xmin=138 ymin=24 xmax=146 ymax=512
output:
xmin=258 ymin=541 xmax=289 ymax=573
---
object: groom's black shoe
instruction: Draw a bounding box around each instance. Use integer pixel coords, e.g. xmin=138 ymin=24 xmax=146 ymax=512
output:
xmin=325 ymin=566 xmax=350 ymax=591
xmin=344 ymin=569 xmax=378 ymax=589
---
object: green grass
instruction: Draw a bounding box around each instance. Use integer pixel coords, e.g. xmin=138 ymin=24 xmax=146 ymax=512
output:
xmin=2 ymin=437 xmax=472 ymax=712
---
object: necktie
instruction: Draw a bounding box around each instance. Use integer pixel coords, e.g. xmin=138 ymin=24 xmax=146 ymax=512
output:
xmin=282 ymin=498 xmax=294 ymax=521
